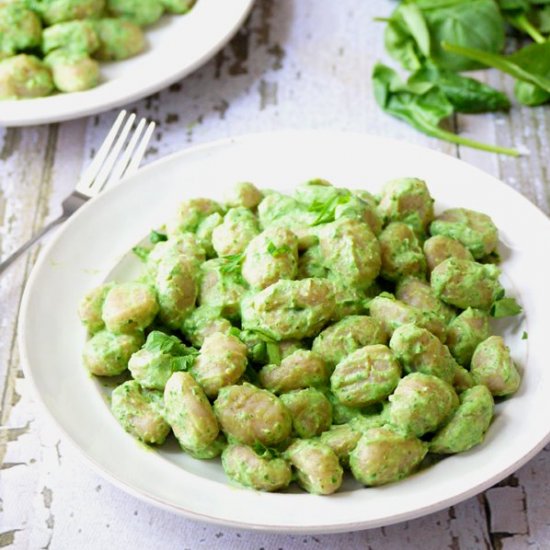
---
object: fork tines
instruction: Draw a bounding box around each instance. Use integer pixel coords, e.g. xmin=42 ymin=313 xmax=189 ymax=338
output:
xmin=76 ymin=110 xmax=156 ymax=197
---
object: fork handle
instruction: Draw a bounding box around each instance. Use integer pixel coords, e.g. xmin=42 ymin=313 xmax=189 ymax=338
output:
xmin=0 ymin=213 xmax=67 ymax=276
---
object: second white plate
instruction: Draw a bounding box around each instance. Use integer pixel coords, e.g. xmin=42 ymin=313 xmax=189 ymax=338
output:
xmin=0 ymin=0 xmax=254 ymax=126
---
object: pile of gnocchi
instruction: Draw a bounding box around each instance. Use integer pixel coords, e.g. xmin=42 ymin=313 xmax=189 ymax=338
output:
xmin=0 ymin=0 xmax=195 ymax=99
xmin=79 ymin=178 xmax=522 ymax=495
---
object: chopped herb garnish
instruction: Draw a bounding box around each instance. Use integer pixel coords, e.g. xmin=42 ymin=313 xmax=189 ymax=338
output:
xmin=267 ymin=241 xmax=291 ymax=257
xmin=219 ymin=253 xmax=245 ymax=276
xmin=144 ymin=331 xmax=198 ymax=357
xmin=132 ymin=246 xmax=150 ymax=262
xmin=491 ymin=297 xmax=523 ymax=318
xmin=521 ymin=331 xmax=528 ymax=340
xmin=252 ymin=442 xmax=280 ymax=459
xmin=308 ymin=191 xmax=351 ymax=226
xmin=266 ymin=342 xmax=282 ymax=365
xmin=150 ymin=230 xmax=168 ymax=244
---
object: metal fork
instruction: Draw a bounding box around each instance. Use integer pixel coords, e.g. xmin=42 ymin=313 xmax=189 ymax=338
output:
xmin=0 ymin=111 xmax=155 ymax=275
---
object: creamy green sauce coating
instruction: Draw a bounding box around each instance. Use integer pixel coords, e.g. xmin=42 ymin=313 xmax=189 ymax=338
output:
xmin=214 ymin=384 xmax=292 ymax=447
xmin=107 ymin=0 xmax=164 ymax=27
xmin=190 ymin=332 xmax=247 ymax=398
xmin=350 ymin=426 xmax=428 ymax=486
xmin=127 ymin=330 xmax=196 ymax=390
xmin=83 ymin=330 xmax=143 ymax=376
xmin=259 ymin=349 xmax=328 ymax=394
xmin=111 ymin=380 xmax=170 ymax=444
xmin=446 ymin=308 xmax=490 ymax=366
xmin=470 ymin=336 xmax=521 ymax=396
xmin=164 ymin=371 xmax=220 ymax=456
xmin=80 ymin=176 xmax=522 ymax=495
xmin=241 ymin=278 xmax=335 ymax=341
xmin=377 ymin=177 xmax=434 ymax=236
xmin=78 ymin=281 xmax=114 ymax=334
xmin=318 ymin=423 xmax=361 ymax=468
xmin=154 ymin=253 xmax=198 ymax=329
xmin=224 ymin=181 xmax=263 ymax=209
xmin=44 ymin=49 xmax=100 ymax=92
xmin=388 ymin=372 xmax=459 ymax=437
xmin=42 ymin=20 xmax=100 ymax=54
xmin=181 ymin=305 xmax=231 ymax=347
xmin=280 ymin=388 xmax=332 ymax=439
xmin=242 ymin=226 xmax=298 ymax=289
xmin=431 ymin=258 xmax=503 ymax=310
xmin=430 ymin=385 xmax=494 ymax=454
xmin=430 ymin=208 xmax=499 ymax=260
xmin=389 ymin=324 xmax=457 ymax=384
xmin=423 ymin=234 xmax=474 ymax=272
xmin=0 ymin=54 xmax=54 ymax=99
xmin=93 ymin=18 xmax=145 ymax=61
xmin=199 ymin=258 xmax=247 ymax=321
xmin=0 ymin=4 xmax=42 ymax=57
xmin=285 ymin=439 xmax=343 ymax=495
xmin=318 ymin=219 xmax=381 ymax=290
xmin=102 ymin=281 xmax=159 ymax=334
xmin=222 ymin=443 xmax=292 ymax=492
xmin=212 ymin=207 xmax=260 ymax=257
xmin=30 ymin=0 xmax=105 ymax=25
xmin=312 ymin=315 xmax=388 ymax=368
xmin=331 ymin=344 xmax=402 ymax=407
xmin=379 ymin=222 xmax=426 ymax=282
xmin=368 ymin=294 xmax=447 ymax=342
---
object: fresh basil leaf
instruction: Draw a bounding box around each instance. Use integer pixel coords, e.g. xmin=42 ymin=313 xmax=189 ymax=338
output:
xmin=409 ymin=63 xmax=510 ymax=113
xmin=372 ymin=63 xmax=520 ymax=156
xmin=150 ymin=230 xmax=168 ymax=244
xmin=491 ymin=297 xmax=523 ymax=318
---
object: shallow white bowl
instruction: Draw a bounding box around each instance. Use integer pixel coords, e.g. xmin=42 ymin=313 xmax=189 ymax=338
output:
xmin=0 ymin=0 xmax=254 ymax=126
xmin=19 ymin=131 xmax=550 ymax=533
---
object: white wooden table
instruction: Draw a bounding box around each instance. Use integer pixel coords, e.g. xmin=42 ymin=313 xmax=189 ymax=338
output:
xmin=1 ymin=1 xmax=549 ymax=548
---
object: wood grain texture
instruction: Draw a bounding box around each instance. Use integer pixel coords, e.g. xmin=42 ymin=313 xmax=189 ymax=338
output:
xmin=1 ymin=1 xmax=549 ymax=548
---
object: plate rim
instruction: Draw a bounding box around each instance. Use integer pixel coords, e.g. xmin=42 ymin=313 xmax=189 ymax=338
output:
xmin=17 ymin=130 xmax=550 ymax=533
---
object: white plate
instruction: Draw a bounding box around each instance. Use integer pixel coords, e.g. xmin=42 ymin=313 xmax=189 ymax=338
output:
xmin=0 ymin=0 xmax=254 ymax=127
xmin=19 ymin=132 xmax=550 ymax=533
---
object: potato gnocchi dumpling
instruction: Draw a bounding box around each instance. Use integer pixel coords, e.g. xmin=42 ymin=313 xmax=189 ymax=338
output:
xmin=81 ymin=176 xmax=523 ymax=495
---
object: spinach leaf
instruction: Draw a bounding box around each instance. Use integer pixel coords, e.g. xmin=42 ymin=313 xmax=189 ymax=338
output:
xmin=385 ymin=0 xmax=506 ymax=72
xmin=442 ymin=41 xmax=550 ymax=93
xmin=514 ymin=80 xmax=550 ymax=105
xmin=372 ymin=63 xmax=520 ymax=156
xmin=497 ymin=0 xmax=546 ymax=42
xmin=409 ymin=63 xmax=510 ymax=112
